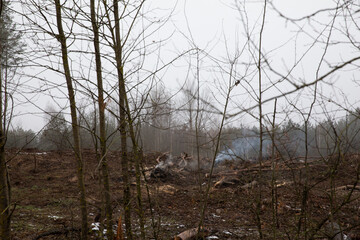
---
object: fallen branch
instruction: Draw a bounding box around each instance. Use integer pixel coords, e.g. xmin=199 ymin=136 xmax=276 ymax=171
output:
xmin=205 ymin=171 xmax=239 ymax=178
xmin=327 ymin=185 xmax=360 ymax=192
xmin=214 ymin=176 xmax=241 ymax=188
xmin=32 ymin=227 xmax=81 ymax=240
xmin=156 ymin=152 xmax=169 ymax=163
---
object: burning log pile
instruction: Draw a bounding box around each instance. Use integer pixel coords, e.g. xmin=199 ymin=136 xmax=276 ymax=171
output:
xmin=149 ymin=152 xmax=210 ymax=181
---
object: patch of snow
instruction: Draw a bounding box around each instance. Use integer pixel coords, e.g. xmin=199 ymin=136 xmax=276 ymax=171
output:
xmin=223 ymin=230 xmax=232 ymax=235
xmin=48 ymin=215 xmax=62 ymax=220
xmin=91 ymin=222 xmax=100 ymax=231
xmin=207 ymin=236 xmax=219 ymax=239
xmin=35 ymin=152 xmax=47 ymax=155
xmin=89 ymin=222 xmax=119 ymax=239
xmin=20 ymin=152 xmax=47 ymax=155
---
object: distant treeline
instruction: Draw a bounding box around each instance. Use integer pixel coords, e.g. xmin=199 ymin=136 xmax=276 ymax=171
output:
xmin=217 ymin=113 xmax=360 ymax=162
xmin=6 ymin=111 xmax=360 ymax=160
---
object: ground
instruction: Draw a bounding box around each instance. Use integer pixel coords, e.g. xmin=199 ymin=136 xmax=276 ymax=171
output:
xmin=6 ymin=150 xmax=360 ymax=239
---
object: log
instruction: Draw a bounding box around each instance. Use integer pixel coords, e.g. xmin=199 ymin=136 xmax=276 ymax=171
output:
xmin=214 ymin=176 xmax=240 ymax=188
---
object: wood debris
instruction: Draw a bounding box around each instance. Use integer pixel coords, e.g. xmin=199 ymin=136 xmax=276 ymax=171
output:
xmin=158 ymin=185 xmax=177 ymax=195
xmin=156 ymin=152 xmax=170 ymax=163
xmin=327 ymin=185 xmax=360 ymax=192
xmin=174 ymin=227 xmax=210 ymax=240
xmin=151 ymin=167 xmax=169 ymax=179
xmin=275 ymin=180 xmax=293 ymax=188
xmin=205 ymin=171 xmax=239 ymax=178
xmin=214 ymin=176 xmax=240 ymax=188
xmin=240 ymin=180 xmax=257 ymax=189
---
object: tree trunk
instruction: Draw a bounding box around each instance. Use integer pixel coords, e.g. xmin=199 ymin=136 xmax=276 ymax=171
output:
xmin=113 ymin=1 xmax=132 ymax=238
xmin=0 ymin=47 xmax=10 ymax=240
xmin=54 ymin=1 xmax=88 ymax=239
xmin=90 ymin=1 xmax=113 ymax=239
xmin=255 ymin=2 xmax=267 ymax=238
xmin=0 ymin=144 xmax=10 ymax=240
xmin=124 ymin=101 xmax=145 ymax=239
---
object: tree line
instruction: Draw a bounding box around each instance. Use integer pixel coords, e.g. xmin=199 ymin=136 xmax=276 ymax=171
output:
xmin=6 ymin=108 xmax=360 ymax=162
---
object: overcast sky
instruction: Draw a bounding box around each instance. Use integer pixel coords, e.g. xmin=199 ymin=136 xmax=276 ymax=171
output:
xmin=12 ymin=0 xmax=360 ymax=131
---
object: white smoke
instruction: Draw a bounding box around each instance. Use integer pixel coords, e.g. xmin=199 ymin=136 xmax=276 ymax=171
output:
xmin=215 ymin=136 xmax=272 ymax=164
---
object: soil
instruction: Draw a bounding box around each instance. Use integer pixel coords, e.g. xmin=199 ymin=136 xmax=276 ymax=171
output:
xmin=6 ymin=150 xmax=360 ymax=239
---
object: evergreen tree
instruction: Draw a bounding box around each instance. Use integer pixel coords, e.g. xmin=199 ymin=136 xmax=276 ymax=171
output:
xmin=0 ymin=1 xmax=24 ymax=239
xmin=0 ymin=1 xmax=24 ymax=71
xmin=40 ymin=112 xmax=71 ymax=151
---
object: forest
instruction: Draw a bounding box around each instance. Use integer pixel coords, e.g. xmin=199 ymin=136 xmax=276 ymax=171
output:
xmin=1 ymin=0 xmax=360 ymax=239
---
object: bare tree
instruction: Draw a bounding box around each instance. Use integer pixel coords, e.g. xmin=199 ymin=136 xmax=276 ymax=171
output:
xmin=198 ymin=51 xmax=241 ymax=235
xmin=53 ymin=1 xmax=88 ymax=238
xmin=88 ymin=1 xmax=114 ymax=239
